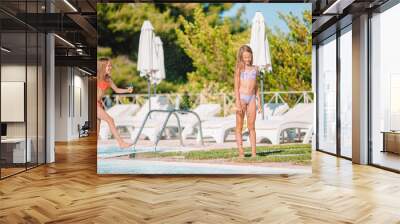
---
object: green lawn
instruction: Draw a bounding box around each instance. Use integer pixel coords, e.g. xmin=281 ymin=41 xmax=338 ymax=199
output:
xmin=136 ymin=144 xmax=312 ymax=165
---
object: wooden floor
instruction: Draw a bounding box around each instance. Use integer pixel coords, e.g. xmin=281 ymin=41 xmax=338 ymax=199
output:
xmin=1 ymin=136 xmax=400 ymax=223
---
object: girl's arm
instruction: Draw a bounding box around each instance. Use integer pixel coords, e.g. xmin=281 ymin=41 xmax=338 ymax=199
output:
xmin=110 ymin=80 xmax=133 ymax=94
xmin=234 ymin=67 xmax=242 ymax=111
xmin=256 ymin=68 xmax=262 ymax=113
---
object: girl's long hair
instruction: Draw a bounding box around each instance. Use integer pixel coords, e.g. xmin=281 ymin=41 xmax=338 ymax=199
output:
xmin=97 ymin=57 xmax=111 ymax=82
xmin=235 ymin=45 xmax=253 ymax=73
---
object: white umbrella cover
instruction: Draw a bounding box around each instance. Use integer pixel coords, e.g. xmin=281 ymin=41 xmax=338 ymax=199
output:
xmin=250 ymin=12 xmax=267 ymax=68
xmin=265 ymin=37 xmax=272 ymax=72
xmin=152 ymin=36 xmax=165 ymax=84
xmin=138 ymin=20 xmax=157 ymax=77
xmin=249 ymin=12 xmax=274 ymax=120
xmin=138 ymin=20 xmax=158 ymax=114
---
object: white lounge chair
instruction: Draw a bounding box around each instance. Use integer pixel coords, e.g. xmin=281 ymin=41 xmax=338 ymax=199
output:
xmin=98 ymin=103 xmax=140 ymax=140
xmin=196 ymin=114 xmax=236 ymax=144
xmin=254 ymin=103 xmax=314 ymax=144
xmin=99 ymin=96 xmax=172 ymax=141
xmin=131 ymin=103 xmax=221 ymax=143
xmin=126 ymin=96 xmax=174 ymax=142
xmin=261 ymin=103 xmax=289 ymax=120
xmin=197 ymin=103 xmax=314 ymax=145
xmin=107 ymin=103 xmax=138 ymax=117
xmin=178 ymin=104 xmax=221 ymax=139
xmin=127 ymin=96 xmax=172 ymax=124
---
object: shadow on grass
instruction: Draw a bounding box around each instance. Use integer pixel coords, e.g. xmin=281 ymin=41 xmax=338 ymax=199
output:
xmin=244 ymin=150 xmax=283 ymax=157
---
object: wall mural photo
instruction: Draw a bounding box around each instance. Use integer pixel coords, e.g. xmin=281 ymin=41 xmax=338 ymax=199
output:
xmin=96 ymin=3 xmax=313 ymax=174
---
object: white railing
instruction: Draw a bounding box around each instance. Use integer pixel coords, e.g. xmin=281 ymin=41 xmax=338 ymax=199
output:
xmin=103 ymin=91 xmax=314 ymax=116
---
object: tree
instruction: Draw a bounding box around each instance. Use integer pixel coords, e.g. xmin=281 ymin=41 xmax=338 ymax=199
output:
xmin=176 ymin=7 xmax=248 ymax=93
xmin=98 ymin=3 xmax=312 ymax=94
xmin=266 ymin=11 xmax=312 ymax=91
xmin=176 ymin=7 xmax=312 ymax=93
xmin=97 ymin=3 xmax=193 ymax=86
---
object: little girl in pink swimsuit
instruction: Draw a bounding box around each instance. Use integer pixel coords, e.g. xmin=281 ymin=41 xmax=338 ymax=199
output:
xmin=234 ymin=45 xmax=262 ymax=157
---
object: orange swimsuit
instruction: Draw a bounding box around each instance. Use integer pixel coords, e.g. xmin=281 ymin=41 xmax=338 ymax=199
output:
xmin=98 ymin=80 xmax=110 ymax=91
xmin=97 ymin=80 xmax=111 ymax=107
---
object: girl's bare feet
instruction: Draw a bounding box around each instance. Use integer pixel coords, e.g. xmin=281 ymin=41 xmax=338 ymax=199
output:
xmin=251 ymin=151 xmax=257 ymax=157
xmin=117 ymin=140 xmax=133 ymax=149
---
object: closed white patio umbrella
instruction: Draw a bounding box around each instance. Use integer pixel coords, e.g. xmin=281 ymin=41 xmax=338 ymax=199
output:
xmin=152 ymin=36 xmax=166 ymax=94
xmin=138 ymin=20 xmax=158 ymax=112
xmin=250 ymin=11 xmax=272 ymax=119
xmin=250 ymin=12 xmax=267 ymax=68
xmin=265 ymin=36 xmax=272 ymax=73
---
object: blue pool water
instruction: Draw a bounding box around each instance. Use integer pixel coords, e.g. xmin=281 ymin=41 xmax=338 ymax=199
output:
xmin=97 ymin=145 xmax=180 ymax=158
xmin=97 ymin=146 xmax=311 ymax=175
xmin=97 ymin=159 xmax=311 ymax=175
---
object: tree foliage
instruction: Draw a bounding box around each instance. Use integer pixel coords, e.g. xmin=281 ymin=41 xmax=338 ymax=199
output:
xmin=97 ymin=3 xmax=193 ymax=85
xmin=97 ymin=3 xmax=312 ymax=94
xmin=266 ymin=11 xmax=312 ymax=91
xmin=176 ymin=7 xmax=247 ymax=93
xmin=175 ymin=7 xmax=311 ymax=92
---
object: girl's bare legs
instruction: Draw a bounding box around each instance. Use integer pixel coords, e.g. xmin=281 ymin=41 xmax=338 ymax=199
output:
xmin=246 ymin=97 xmax=257 ymax=157
xmin=236 ymin=103 xmax=246 ymax=157
xmin=97 ymin=119 xmax=100 ymax=139
xmin=97 ymin=105 xmax=133 ymax=148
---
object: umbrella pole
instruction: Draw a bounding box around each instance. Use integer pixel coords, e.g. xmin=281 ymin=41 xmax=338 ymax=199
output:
xmin=148 ymin=76 xmax=151 ymax=117
xmin=261 ymin=71 xmax=265 ymax=120
xmin=154 ymin=83 xmax=157 ymax=96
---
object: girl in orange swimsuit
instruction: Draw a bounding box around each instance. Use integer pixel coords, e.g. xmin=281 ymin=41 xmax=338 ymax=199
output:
xmin=234 ymin=45 xmax=262 ymax=158
xmin=97 ymin=58 xmax=134 ymax=148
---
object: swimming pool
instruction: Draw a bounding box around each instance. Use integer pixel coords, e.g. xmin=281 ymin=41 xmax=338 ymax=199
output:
xmin=97 ymin=145 xmax=179 ymax=158
xmin=97 ymin=145 xmax=211 ymax=158
xmin=97 ymin=145 xmax=311 ymax=175
xmin=97 ymin=159 xmax=311 ymax=175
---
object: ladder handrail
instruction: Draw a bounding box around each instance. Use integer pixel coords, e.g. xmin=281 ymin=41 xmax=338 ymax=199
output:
xmin=132 ymin=109 xmax=204 ymax=152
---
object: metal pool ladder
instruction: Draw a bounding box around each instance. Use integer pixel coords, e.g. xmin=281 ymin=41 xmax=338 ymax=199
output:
xmin=132 ymin=109 xmax=204 ymax=152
